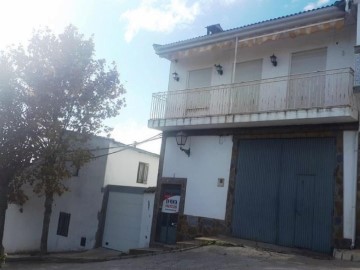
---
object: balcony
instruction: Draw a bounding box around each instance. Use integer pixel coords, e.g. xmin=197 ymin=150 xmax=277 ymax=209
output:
xmin=149 ymin=68 xmax=358 ymax=130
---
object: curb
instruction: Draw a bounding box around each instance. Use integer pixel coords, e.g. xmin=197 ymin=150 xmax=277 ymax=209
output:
xmin=333 ymin=249 xmax=360 ymax=262
xmin=7 ymin=244 xmax=202 ymax=264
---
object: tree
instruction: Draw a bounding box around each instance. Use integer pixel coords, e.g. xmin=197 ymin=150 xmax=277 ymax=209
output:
xmin=13 ymin=25 xmax=126 ymax=254
xmin=0 ymin=52 xmax=39 ymax=257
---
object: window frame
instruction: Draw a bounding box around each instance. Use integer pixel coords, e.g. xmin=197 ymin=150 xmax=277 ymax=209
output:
xmin=57 ymin=212 xmax=71 ymax=237
xmin=137 ymin=162 xmax=149 ymax=184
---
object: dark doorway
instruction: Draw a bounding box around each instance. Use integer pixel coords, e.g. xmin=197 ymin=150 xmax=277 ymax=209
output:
xmin=156 ymin=184 xmax=182 ymax=244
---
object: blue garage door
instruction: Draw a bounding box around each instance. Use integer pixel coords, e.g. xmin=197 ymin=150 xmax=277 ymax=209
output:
xmin=232 ymin=138 xmax=336 ymax=253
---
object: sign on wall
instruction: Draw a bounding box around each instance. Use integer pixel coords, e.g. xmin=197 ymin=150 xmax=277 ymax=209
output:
xmin=161 ymin=195 xmax=180 ymax=213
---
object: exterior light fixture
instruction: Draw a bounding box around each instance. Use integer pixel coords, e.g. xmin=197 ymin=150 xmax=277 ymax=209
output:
xmin=214 ymin=64 xmax=223 ymax=75
xmin=270 ymin=54 xmax=277 ymax=67
xmin=175 ymin=131 xmax=190 ymax=157
xmin=172 ymin=72 xmax=180 ymax=81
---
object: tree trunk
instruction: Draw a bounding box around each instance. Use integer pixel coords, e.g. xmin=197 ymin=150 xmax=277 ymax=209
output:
xmin=40 ymin=192 xmax=54 ymax=255
xmin=0 ymin=175 xmax=9 ymax=257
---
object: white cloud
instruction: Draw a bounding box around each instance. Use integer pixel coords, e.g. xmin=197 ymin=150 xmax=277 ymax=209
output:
xmin=111 ymin=120 xmax=161 ymax=154
xmin=303 ymin=0 xmax=330 ymax=11
xmin=121 ymin=0 xmax=200 ymax=42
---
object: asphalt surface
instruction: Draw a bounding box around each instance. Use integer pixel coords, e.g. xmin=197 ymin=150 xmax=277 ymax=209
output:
xmin=4 ymin=245 xmax=360 ymax=270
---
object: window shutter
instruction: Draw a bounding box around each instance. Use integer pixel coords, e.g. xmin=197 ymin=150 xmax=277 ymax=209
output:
xmin=143 ymin=164 xmax=149 ymax=184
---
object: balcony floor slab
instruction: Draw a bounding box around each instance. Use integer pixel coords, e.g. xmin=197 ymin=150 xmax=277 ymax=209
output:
xmin=148 ymin=106 xmax=359 ymax=131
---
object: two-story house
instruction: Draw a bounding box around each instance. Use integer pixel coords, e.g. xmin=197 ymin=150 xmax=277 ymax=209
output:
xmin=148 ymin=0 xmax=360 ymax=254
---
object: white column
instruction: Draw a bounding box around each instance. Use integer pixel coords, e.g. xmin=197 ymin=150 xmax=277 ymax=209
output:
xmin=343 ymin=130 xmax=358 ymax=247
xmin=356 ymin=2 xmax=360 ymax=45
xmin=354 ymin=2 xmax=360 ymax=87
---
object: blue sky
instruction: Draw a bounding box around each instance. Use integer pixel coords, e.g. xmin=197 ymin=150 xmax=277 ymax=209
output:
xmin=0 ymin=0 xmax=334 ymax=153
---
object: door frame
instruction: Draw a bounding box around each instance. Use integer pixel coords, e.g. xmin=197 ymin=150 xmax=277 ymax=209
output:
xmin=152 ymin=177 xmax=187 ymax=243
xmin=225 ymin=128 xmax=343 ymax=252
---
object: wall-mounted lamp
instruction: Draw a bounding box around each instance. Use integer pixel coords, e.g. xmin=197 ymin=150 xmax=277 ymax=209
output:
xmin=172 ymin=72 xmax=180 ymax=81
xmin=175 ymin=131 xmax=190 ymax=157
xmin=270 ymin=54 xmax=277 ymax=67
xmin=214 ymin=64 xmax=223 ymax=75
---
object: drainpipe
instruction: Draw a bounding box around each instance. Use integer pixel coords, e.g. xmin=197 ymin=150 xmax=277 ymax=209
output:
xmin=229 ymin=37 xmax=239 ymax=113
xmin=346 ymin=0 xmax=350 ymax=12
xmin=232 ymin=36 xmax=238 ymax=83
xmin=343 ymin=131 xmax=358 ymax=248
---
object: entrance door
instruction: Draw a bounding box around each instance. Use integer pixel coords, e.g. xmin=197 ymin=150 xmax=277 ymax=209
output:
xmin=156 ymin=184 xmax=181 ymax=244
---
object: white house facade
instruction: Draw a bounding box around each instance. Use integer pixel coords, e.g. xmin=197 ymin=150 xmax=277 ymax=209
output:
xmin=4 ymin=136 xmax=159 ymax=253
xmin=149 ymin=0 xmax=360 ymax=254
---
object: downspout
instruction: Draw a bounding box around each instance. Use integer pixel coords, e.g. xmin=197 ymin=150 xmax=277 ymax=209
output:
xmin=229 ymin=37 xmax=238 ymax=114
xmin=232 ymin=37 xmax=238 ymax=83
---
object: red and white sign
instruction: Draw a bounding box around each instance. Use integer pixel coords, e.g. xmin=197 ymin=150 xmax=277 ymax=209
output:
xmin=162 ymin=195 xmax=180 ymax=213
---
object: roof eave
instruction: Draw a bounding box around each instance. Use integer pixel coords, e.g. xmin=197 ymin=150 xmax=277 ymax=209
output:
xmin=154 ymin=6 xmax=346 ymax=58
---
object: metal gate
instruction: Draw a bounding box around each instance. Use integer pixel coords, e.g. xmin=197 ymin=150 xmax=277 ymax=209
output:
xmin=232 ymin=138 xmax=336 ymax=253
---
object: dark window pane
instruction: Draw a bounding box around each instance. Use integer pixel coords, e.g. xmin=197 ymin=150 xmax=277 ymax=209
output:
xmin=57 ymin=212 xmax=71 ymax=237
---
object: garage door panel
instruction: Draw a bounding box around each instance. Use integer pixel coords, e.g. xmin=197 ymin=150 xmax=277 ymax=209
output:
xmin=309 ymin=139 xmax=336 ymax=253
xmin=102 ymin=191 xmax=143 ymax=252
xmin=278 ymin=139 xmax=310 ymax=247
xmin=233 ymin=139 xmax=281 ymax=243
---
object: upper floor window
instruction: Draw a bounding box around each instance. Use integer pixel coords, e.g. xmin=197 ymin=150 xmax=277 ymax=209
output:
xmin=235 ymin=59 xmax=263 ymax=83
xmin=290 ymin=48 xmax=327 ymax=75
xmin=188 ymin=67 xmax=212 ymax=89
xmin=137 ymin=162 xmax=149 ymax=184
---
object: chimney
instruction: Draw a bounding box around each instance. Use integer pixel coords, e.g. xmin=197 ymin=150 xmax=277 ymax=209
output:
xmin=206 ymin=24 xmax=223 ymax=35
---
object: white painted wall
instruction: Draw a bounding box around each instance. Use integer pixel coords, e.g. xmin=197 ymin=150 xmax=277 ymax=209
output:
xmin=343 ymin=130 xmax=359 ymax=247
xmin=162 ymin=135 xmax=233 ymax=220
xmin=168 ymin=24 xmax=356 ymax=92
xmin=4 ymin=186 xmax=44 ymax=253
xmin=104 ymin=142 xmax=159 ymax=188
xmin=4 ymin=136 xmax=110 ymax=253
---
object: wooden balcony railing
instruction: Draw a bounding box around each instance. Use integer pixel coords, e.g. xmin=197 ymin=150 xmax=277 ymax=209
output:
xmin=150 ymin=68 xmax=355 ymax=120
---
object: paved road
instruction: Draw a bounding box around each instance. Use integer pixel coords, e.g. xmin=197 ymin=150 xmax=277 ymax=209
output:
xmin=4 ymin=245 xmax=360 ymax=270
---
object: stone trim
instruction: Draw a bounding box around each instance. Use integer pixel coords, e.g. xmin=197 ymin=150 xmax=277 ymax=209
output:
xmin=177 ymin=215 xmax=226 ymax=241
xmin=333 ymin=132 xmax=346 ymax=248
